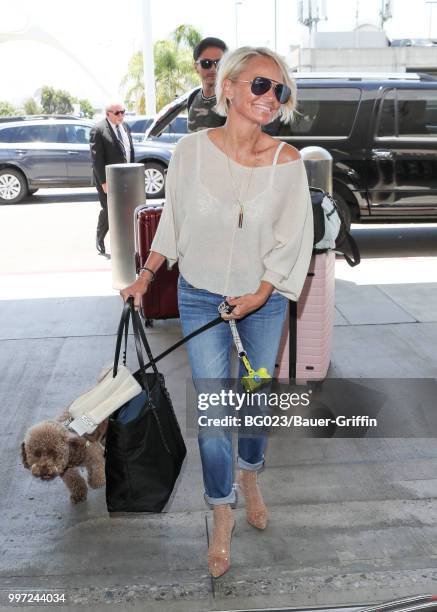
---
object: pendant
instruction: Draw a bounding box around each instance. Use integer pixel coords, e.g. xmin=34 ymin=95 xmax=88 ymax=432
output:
xmin=238 ymin=202 xmax=244 ymax=229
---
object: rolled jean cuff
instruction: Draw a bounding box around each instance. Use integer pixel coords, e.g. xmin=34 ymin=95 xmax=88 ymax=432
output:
xmin=204 ymin=484 xmax=237 ymax=508
xmin=237 ymin=456 xmax=265 ymax=471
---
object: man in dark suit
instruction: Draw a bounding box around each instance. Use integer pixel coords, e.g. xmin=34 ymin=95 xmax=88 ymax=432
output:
xmin=90 ymin=103 xmax=135 ymax=254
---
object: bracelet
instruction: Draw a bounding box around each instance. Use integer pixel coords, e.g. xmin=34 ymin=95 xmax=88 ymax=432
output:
xmin=139 ymin=266 xmax=156 ymax=282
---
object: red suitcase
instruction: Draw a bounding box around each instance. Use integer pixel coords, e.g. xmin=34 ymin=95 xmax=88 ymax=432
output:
xmin=135 ymin=205 xmax=180 ymax=323
xmin=275 ymin=251 xmax=335 ymax=382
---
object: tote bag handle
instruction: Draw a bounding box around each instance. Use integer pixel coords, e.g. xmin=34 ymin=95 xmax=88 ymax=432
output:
xmin=113 ymin=299 xmax=131 ymax=376
xmin=113 ymin=299 xmax=160 ymax=391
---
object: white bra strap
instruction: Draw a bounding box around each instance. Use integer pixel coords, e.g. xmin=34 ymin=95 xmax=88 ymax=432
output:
xmin=269 ymin=141 xmax=286 ymax=188
xmin=272 ymin=141 xmax=286 ymax=166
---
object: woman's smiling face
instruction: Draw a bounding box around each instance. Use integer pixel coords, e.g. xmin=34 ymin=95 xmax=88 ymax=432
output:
xmin=225 ymin=55 xmax=284 ymax=125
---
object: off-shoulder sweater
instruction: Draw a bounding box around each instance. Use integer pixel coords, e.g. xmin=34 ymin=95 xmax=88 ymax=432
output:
xmin=150 ymin=129 xmax=314 ymax=301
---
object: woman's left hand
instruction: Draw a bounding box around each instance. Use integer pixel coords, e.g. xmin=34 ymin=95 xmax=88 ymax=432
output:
xmin=221 ymin=293 xmax=267 ymax=320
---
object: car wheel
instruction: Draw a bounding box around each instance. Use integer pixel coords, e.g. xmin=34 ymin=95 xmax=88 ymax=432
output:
xmin=143 ymin=162 xmax=166 ymax=199
xmin=0 ymin=168 xmax=27 ymax=204
xmin=28 ymin=189 xmax=39 ymax=196
xmin=333 ymin=192 xmax=352 ymax=234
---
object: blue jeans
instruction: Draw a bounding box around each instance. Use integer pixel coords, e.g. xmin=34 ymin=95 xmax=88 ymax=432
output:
xmin=177 ymin=275 xmax=288 ymax=506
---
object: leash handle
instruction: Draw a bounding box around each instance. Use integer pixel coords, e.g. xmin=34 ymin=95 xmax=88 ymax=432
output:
xmin=229 ymin=320 xmax=245 ymax=357
xmin=219 ymin=300 xmax=249 ymax=362
xmin=218 ymin=299 xmax=236 ymax=315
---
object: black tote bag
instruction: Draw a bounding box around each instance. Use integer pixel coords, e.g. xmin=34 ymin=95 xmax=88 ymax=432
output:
xmin=105 ymin=299 xmax=186 ymax=513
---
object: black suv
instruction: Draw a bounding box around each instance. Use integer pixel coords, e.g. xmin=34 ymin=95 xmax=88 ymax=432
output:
xmin=146 ymin=72 xmax=437 ymax=225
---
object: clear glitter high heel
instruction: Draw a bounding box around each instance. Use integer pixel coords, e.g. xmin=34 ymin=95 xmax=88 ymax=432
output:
xmin=207 ymin=504 xmax=236 ymax=578
xmin=236 ymin=469 xmax=268 ymax=530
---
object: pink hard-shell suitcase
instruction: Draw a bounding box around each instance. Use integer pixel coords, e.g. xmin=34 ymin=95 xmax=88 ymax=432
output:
xmin=275 ymin=251 xmax=335 ymax=381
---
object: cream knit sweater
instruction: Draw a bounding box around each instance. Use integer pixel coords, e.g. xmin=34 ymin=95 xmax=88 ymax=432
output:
xmin=151 ymin=129 xmax=314 ymax=301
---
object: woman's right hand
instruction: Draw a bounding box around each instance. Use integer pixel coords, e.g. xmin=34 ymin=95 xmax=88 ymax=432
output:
xmin=120 ymin=253 xmax=165 ymax=308
xmin=119 ymin=276 xmax=151 ymax=310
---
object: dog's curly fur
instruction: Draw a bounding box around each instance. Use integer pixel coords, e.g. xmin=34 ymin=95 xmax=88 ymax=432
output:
xmin=21 ymin=410 xmax=107 ymax=504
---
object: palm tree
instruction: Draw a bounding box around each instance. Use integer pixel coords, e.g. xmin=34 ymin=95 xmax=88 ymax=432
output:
xmin=154 ymin=39 xmax=197 ymax=110
xmin=120 ymin=24 xmax=202 ymax=113
xmin=172 ymin=24 xmax=202 ymax=51
xmin=120 ymin=52 xmax=146 ymax=114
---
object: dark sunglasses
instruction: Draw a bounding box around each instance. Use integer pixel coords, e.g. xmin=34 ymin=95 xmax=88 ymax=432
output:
xmin=109 ymin=109 xmax=126 ymax=116
xmin=235 ymin=76 xmax=291 ymax=104
xmin=196 ymin=58 xmax=220 ymax=69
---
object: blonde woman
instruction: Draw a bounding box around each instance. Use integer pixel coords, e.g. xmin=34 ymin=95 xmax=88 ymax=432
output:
xmin=121 ymin=46 xmax=313 ymax=577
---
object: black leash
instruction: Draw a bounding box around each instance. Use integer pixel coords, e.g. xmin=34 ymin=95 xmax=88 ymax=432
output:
xmin=133 ymin=314 xmax=224 ymax=374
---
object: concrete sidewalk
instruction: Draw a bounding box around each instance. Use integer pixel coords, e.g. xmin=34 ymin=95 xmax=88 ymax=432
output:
xmin=1 ymin=253 xmax=437 ymax=611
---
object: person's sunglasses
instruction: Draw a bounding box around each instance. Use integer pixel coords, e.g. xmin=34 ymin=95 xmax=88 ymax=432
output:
xmin=234 ymin=76 xmax=291 ymax=104
xmin=109 ymin=109 xmax=126 ymax=116
xmin=196 ymin=58 xmax=220 ymax=69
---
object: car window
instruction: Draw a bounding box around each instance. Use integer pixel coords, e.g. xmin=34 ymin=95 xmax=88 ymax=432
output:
xmin=377 ymin=88 xmax=437 ymax=137
xmin=41 ymin=125 xmax=64 ymax=143
xmin=271 ymin=87 xmax=361 ymax=138
xmin=64 ymin=124 xmax=91 ymax=143
xmin=162 ymin=113 xmax=188 ymax=135
xmin=131 ymin=120 xmax=142 ymax=132
xmin=0 ymin=126 xmax=19 ymax=143
xmin=9 ymin=124 xmax=63 ymax=143
xmin=377 ymin=89 xmax=396 ymax=136
xmin=126 ymin=120 xmax=140 ymax=132
xmin=126 ymin=119 xmax=152 ymax=133
xmin=171 ymin=116 xmax=188 ymax=133
xmin=397 ymin=89 xmax=437 ymax=136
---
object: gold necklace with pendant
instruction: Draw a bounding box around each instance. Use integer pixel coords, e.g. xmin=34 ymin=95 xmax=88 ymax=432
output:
xmin=223 ymin=133 xmax=258 ymax=229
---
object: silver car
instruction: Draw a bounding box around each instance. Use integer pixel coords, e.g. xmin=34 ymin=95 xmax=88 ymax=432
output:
xmin=0 ymin=116 xmax=174 ymax=203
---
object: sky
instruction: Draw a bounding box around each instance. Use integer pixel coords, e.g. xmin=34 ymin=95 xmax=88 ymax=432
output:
xmin=2 ymin=0 xmax=437 ymax=108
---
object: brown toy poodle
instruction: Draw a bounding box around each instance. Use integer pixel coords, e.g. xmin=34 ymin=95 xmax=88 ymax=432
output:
xmin=21 ymin=410 xmax=107 ymax=504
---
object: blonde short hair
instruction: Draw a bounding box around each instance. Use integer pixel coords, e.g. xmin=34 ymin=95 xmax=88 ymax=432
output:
xmin=215 ymin=46 xmax=296 ymax=124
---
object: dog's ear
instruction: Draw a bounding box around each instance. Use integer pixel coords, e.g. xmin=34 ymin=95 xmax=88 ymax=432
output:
xmin=20 ymin=442 xmax=30 ymax=469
